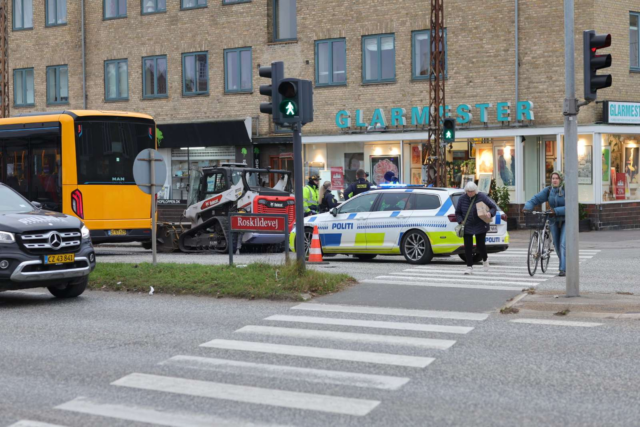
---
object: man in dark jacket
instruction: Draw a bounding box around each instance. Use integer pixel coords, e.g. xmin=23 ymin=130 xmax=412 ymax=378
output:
xmin=455 ymin=181 xmax=498 ymax=274
xmin=344 ymin=169 xmax=371 ymax=200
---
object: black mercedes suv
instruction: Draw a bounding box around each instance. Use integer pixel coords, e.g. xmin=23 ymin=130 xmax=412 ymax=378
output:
xmin=0 ymin=183 xmax=96 ymax=298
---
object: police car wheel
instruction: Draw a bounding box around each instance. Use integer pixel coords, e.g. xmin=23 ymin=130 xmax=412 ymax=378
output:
xmin=458 ymin=253 xmax=483 ymax=264
xmin=355 ymin=254 xmax=377 ymax=261
xmin=304 ymin=228 xmax=315 ymax=258
xmin=401 ymin=230 xmax=433 ymax=264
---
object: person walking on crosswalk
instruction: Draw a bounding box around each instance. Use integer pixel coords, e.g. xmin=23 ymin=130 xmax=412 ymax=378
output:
xmin=455 ymin=181 xmax=498 ymax=275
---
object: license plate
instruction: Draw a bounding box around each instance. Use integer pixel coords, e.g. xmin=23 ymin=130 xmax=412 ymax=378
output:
xmin=489 ymin=225 xmax=498 ymax=233
xmin=109 ymin=229 xmax=127 ymax=236
xmin=44 ymin=254 xmax=75 ymax=264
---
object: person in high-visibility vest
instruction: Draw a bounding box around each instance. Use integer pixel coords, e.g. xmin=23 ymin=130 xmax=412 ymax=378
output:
xmin=344 ymin=169 xmax=371 ymax=200
xmin=303 ymin=175 xmax=320 ymax=216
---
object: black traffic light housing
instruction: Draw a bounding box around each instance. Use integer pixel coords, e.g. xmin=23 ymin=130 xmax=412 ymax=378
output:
xmin=277 ymin=78 xmax=314 ymax=127
xmin=259 ymin=61 xmax=284 ymax=124
xmin=443 ymin=118 xmax=456 ymax=143
xmin=584 ymin=30 xmax=612 ymax=101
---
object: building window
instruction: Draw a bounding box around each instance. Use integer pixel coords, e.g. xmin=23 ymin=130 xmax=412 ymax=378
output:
xmin=273 ymin=0 xmax=296 ymax=41
xmin=46 ymin=65 xmax=69 ymax=105
xmin=224 ymin=48 xmax=252 ymax=93
xmin=223 ymin=0 xmax=249 ymax=3
xmin=143 ymin=56 xmax=168 ymax=98
xmin=182 ymin=0 xmax=206 ymax=9
xmin=105 ymin=0 xmax=127 ymax=19
xmin=13 ymin=68 xmax=35 ymax=106
xmin=182 ymin=52 xmax=208 ymax=95
xmin=412 ymin=29 xmax=448 ymax=80
xmin=315 ymin=39 xmax=346 ymax=86
xmin=142 ymin=0 xmax=165 ymax=14
xmin=631 ymin=13 xmax=640 ymax=70
xmin=13 ymin=0 xmax=33 ymax=30
xmin=362 ymin=34 xmax=395 ymax=83
xmin=105 ymin=59 xmax=129 ymax=101
xmin=46 ymin=0 xmax=67 ymax=26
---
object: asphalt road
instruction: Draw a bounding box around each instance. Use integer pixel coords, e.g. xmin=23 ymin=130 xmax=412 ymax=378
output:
xmin=2 ymin=230 xmax=639 ymax=426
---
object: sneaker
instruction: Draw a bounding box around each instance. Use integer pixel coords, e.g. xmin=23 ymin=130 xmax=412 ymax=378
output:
xmin=559 ymin=271 xmax=566 ymax=277
xmin=464 ymin=267 xmax=473 ymax=275
xmin=483 ymin=260 xmax=490 ymax=270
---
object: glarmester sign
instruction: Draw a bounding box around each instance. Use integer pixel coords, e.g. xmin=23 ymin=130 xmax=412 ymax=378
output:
xmin=603 ymin=101 xmax=640 ymax=124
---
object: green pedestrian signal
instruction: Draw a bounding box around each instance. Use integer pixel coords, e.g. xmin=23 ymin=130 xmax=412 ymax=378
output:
xmin=443 ymin=118 xmax=456 ymax=143
xmin=280 ymin=99 xmax=298 ymax=117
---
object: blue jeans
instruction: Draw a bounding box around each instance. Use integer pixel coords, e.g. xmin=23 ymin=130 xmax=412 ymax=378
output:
xmin=549 ymin=221 xmax=566 ymax=272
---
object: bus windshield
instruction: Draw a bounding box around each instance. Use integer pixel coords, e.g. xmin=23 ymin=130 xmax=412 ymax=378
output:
xmin=75 ymin=121 xmax=155 ymax=185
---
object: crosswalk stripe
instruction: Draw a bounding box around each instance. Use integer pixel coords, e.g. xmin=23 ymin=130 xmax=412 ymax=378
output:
xmin=506 ymin=249 xmax=599 ymax=253
xmin=56 ymin=396 xmax=289 ymax=427
xmin=8 ymin=422 xmax=67 ymax=427
xmin=291 ymin=303 xmax=489 ymax=321
xmin=490 ymin=254 xmax=592 ymax=259
xmin=265 ymin=314 xmax=474 ymax=334
xmin=403 ymin=268 xmax=539 ymax=277
xmin=393 ymin=271 xmax=543 ymax=282
xmin=161 ymin=355 xmax=410 ymax=390
xmin=201 ymin=339 xmax=436 ymax=367
xmin=419 ymin=265 xmax=554 ymax=270
xmin=363 ymin=278 xmax=529 ymax=292
xmin=369 ymin=275 xmax=538 ymax=287
xmin=112 ymin=373 xmax=381 ymax=416
xmin=510 ymin=319 xmax=603 ymax=327
xmin=236 ymin=325 xmax=456 ymax=350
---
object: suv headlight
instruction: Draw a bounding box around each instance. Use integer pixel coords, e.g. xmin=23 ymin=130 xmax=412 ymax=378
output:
xmin=0 ymin=231 xmax=15 ymax=244
xmin=81 ymin=225 xmax=91 ymax=240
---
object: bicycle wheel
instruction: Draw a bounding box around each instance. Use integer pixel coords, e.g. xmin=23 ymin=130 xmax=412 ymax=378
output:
xmin=540 ymin=230 xmax=552 ymax=273
xmin=527 ymin=231 xmax=540 ymax=276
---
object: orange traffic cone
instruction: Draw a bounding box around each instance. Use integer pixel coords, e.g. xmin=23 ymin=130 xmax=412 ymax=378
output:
xmin=308 ymin=225 xmax=328 ymax=264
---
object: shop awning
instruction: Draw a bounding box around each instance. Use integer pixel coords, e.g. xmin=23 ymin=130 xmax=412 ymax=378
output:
xmin=157 ymin=118 xmax=251 ymax=149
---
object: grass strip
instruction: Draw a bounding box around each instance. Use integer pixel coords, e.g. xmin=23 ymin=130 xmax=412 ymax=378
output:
xmin=88 ymin=262 xmax=355 ymax=300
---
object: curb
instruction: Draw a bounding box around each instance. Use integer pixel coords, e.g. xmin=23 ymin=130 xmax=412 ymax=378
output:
xmin=501 ymin=294 xmax=640 ymax=320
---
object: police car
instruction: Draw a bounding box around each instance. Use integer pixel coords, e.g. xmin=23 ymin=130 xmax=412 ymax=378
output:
xmin=291 ymin=186 xmax=509 ymax=264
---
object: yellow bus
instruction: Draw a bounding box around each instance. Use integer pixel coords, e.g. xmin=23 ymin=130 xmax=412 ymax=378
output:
xmin=0 ymin=110 xmax=156 ymax=244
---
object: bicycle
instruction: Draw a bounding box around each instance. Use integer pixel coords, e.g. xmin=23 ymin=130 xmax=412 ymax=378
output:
xmin=524 ymin=211 xmax=554 ymax=277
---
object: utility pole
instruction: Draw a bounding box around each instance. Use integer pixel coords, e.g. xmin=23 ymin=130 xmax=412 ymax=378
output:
xmin=563 ymin=0 xmax=580 ymax=297
xmin=423 ymin=0 xmax=446 ymax=186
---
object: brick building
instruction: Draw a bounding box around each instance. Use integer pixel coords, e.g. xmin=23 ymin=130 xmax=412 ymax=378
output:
xmin=6 ymin=0 xmax=640 ymax=229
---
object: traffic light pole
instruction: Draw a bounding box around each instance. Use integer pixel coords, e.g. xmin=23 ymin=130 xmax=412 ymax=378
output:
xmin=563 ymin=0 xmax=580 ymax=297
xmin=292 ymin=121 xmax=306 ymax=271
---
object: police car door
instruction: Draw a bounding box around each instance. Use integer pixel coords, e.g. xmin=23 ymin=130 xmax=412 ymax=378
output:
xmin=365 ymin=192 xmax=413 ymax=251
xmin=324 ymin=193 xmax=378 ymax=251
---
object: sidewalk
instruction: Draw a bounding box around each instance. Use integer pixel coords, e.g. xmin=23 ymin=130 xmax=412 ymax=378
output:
xmin=505 ymin=229 xmax=640 ymax=319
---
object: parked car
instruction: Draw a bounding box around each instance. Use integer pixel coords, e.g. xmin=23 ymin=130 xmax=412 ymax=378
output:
xmin=0 ymin=184 xmax=96 ymax=298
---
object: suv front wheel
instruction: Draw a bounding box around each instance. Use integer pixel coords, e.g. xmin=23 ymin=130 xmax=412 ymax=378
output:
xmin=401 ymin=230 xmax=433 ymax=264
xmin=47 ymin=277 xmax=88 ymax=299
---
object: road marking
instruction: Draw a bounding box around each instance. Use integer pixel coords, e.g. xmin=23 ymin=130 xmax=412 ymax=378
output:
xmin=404 ymin=268 xmax=536 ymax=277
xmin=235 ymin=325 xmax=456 ymax=350
xmin=265 ymin=314 xmax=474 ymax=334
xmin=490 ymin=254 xmax=592 ymax=259
xmin=291 ymin=303 xmax=489 ymax=321
xmin=201 ymin=339 xmax=435 ymax=368
xmin=161 ymin=355 xmax=410 ymax=390
xmin=56 ymin=396 xmax=288 ymax=427
xmin=392 ymin=271 xmax=542 ymax=282
xmin=1 ymin=291 xmax=49 ymax=297
xmin=505 ymin=249 xmax=599 ymax=253
xmin=9 ymin=422 xmax=67 ymax=427
xmin=363 ymin=278 xmax=529 ymax=292
xmin=368 ymin=275 xmax=538 ymax=287
xmin=112 ymin=373 xmax=381 ymax=416
xmin=510 ymin=319 xmax=603 ymax=327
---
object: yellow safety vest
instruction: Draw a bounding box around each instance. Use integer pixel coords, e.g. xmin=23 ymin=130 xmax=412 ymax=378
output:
xmin=303 ymin=185 xmax=319 ymax=213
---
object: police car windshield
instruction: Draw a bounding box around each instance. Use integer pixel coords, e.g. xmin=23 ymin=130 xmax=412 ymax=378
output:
xmin=0 ymin=186 xmax=34 ymax=213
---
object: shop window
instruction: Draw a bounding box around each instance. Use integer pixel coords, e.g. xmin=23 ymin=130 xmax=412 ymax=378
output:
xmin=46 ymin=0 xmax=67 ymax=26
xmin=142 ymin=0 xmax=166 ymax=14
xmin=224 ymin=48 xmax=252 ymax=93
xmin=362 ymin=34 xmax=395 ymax=83
xmin=631 ymin=13 xmax=640 ymax=70
xmin=143 ymin=55 xmax=168 ymax=98
xmin=46 ymin=65 xmax=69 ymax=105
xmin=13 ymin=0 xmax=33 ymax=30
xmin=13 ymin=68 xmax=35 ymax=107
xmin=105 ymin=59 xmax=129 ymax=101
xmin=223 ymin=0 xmax=249 ymax=3
xmin=273 ymin=0 xmax=296 ymax=41
xmin=182 ymin=0 xmax=206 ymax=9
xmin=603 ymin=134 xmax=640 ymax=202
xmin=105 ymin=0 xmax=127 ymax=19
xmin=315 ymin=39 xmax=346 ymax=86
xmin=183 ymin=52 xmax=209 ymax=96
xmin=412 ymin=29 xmax=447 ymax=80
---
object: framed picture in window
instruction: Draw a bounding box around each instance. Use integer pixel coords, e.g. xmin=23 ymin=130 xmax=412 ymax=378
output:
xmin=411 ymin=145 xmax=422 ymax=167
xmin=625 ymin=146 xmax=639 ymax=184
xmin=370 ymin=156 xmax=400 ymax=186
xmin=411 ymin=168 xmax=422 ymax=185
xmin=468 ymin=141 xmax=476 ymax=158
xmin=578 ymin=145 xmax=593 ymax=185
xmin=545 ymin=140 xmax=555 ymax=157
xmin=478 ymin=173 xmax=492 ymax=194
xmin=461 ymin=174 xmax=475 ymax=188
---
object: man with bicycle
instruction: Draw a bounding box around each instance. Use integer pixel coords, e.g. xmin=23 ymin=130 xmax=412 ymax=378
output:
xmin=523 ymin=171 xmax=566 ymax=277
